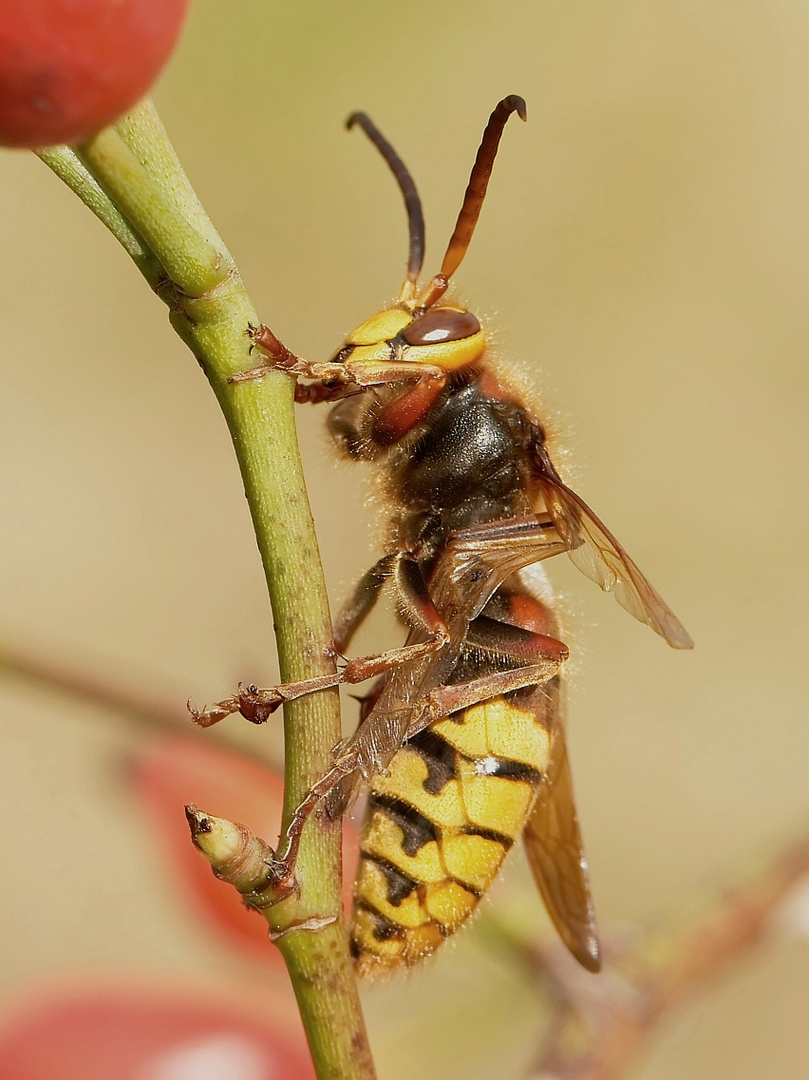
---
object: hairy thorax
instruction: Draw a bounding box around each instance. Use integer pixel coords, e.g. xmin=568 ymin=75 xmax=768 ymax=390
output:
xmin=328 ymin=374 xmax=540 ymax=566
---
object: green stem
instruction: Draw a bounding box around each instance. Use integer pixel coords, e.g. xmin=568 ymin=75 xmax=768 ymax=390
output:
xmin=76 ymin=124 xmax=225 ymax=298
xmin=39 ymin=101 xmax=374 ymax=1080
xmin=37 ymin=146 xmax=162 ymax=287
xmin=114 ymin=100 xmax=230 ymax=265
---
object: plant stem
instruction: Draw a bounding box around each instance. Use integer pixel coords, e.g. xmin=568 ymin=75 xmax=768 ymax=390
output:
xmin=77 ymin=124 xmax=225 ymax=297
xmin=0 ymin=638 xmax=277 ymax=764
xmin=500 ymin=834 xmax=809 ymax=1080
xmin=37 ymin=146 xmax=162 ymax=286
xmin=39 ymin=101 xmax=374 ymax=1080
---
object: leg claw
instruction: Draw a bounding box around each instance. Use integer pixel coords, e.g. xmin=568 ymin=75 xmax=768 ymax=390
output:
xmin=187 ymin=683 xmax=283 ymax=728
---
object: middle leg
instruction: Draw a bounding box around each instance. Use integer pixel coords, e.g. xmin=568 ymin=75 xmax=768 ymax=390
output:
xmin=189 ymin=552 xmax=450 ymax=727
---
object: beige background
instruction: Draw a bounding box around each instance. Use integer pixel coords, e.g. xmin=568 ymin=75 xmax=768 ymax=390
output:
xmin=1 ymin=1 xmax=808 ymax=1077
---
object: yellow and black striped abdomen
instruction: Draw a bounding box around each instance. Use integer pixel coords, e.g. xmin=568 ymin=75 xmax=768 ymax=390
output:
xmin=351 ymin=694 xmax=552 ymax=976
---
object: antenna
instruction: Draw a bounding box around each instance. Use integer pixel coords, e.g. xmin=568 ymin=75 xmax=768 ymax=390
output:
xmin=418 ymin=95 xmax=526 ymax=310
xmin=346 ymin=111 xmax=425 ymax=301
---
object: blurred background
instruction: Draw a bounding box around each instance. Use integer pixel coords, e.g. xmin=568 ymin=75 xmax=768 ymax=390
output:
xmin=1 ymin=1 xmax=808 ymax=1077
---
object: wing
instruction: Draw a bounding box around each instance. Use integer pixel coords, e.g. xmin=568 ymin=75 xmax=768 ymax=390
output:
xmin=523 ymin=677 xmax=601 ymax=972
xmin=534 ymin=448 xmax=693 ymax=649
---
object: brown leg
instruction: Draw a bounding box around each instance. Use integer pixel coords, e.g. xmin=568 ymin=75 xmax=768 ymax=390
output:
xmin=188 ymin=554 xmax=451 ymax=727
xmin=464 ymin=612 xmax=568 ymax=665
xmin=188 ymin=674 xmax=344 ymax=728
xmin=229 ymin=323 xmax=445 ymax=394
xmin=332 ymin=554 xmax=396 ymax=654
xmin=371 ymin=372 xmax=446 ymax=444
xmin=405 ymin=659 xmax=564 ymax=740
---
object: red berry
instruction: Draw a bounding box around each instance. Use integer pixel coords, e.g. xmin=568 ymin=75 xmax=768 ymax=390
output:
xmin=0 ymin=981 xmax=315 ymax=1080
xmin=0 ymin=0 xmax=190 ymax=149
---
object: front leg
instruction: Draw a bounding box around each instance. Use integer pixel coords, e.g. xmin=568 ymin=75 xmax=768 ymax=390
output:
xmin=229 ymin=324 xmax=445 ymax=404
xmin=227 ymin=323 xmax=357 ymax=396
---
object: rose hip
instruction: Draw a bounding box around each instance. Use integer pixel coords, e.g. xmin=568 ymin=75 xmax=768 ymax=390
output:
xmin=0 ymin=0 xmax=190 ymax=148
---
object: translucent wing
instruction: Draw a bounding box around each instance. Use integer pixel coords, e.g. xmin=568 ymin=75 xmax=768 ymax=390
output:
xmin=523 ymin=677 xmax=601 ymax=972
xmin=534 ymin=450 xmax=693 ymax=649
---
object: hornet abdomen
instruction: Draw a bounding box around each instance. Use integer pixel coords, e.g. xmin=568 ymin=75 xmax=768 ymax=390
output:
xmin=351 ymin=686 xmax=553 ymax=975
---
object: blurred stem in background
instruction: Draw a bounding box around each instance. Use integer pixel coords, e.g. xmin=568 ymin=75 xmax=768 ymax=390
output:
xmin=483 ymin=833 xmax=809 ymax=1080
xmin=38 ymin=99 xmax=375 ymax=1080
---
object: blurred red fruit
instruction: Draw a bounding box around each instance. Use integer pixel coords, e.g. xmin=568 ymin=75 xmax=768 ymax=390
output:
xmin=0 ymin=0 xmax=190 ymax=148
xmin=0 ymin=980 xmax=315 ymax=1079
xmin=132 ymin=736 xmax=360 ymax=966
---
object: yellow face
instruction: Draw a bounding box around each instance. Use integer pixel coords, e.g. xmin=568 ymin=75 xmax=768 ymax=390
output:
xmin=339 ymin=304 xmax=486 ymax=372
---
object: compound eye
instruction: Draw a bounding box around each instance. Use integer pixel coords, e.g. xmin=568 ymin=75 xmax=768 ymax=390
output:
xmin=402 ymin=308 xmax=481 ymax=346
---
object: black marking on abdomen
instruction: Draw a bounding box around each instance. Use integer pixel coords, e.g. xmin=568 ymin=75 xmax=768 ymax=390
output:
xmin=353 ymin=899 xmax=405 ymax=942
xmin=372 ymin=793 xmax=438 ymax=855
xmin=478 ymin=758 xmax=542 ymax=784
xmin=462 ymin=824 xmax=514 ymax=850
xmin=363 ymin=853 xmax=418 ymax=905
xmin=407 ymin=728 xmax=457 ymax=793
